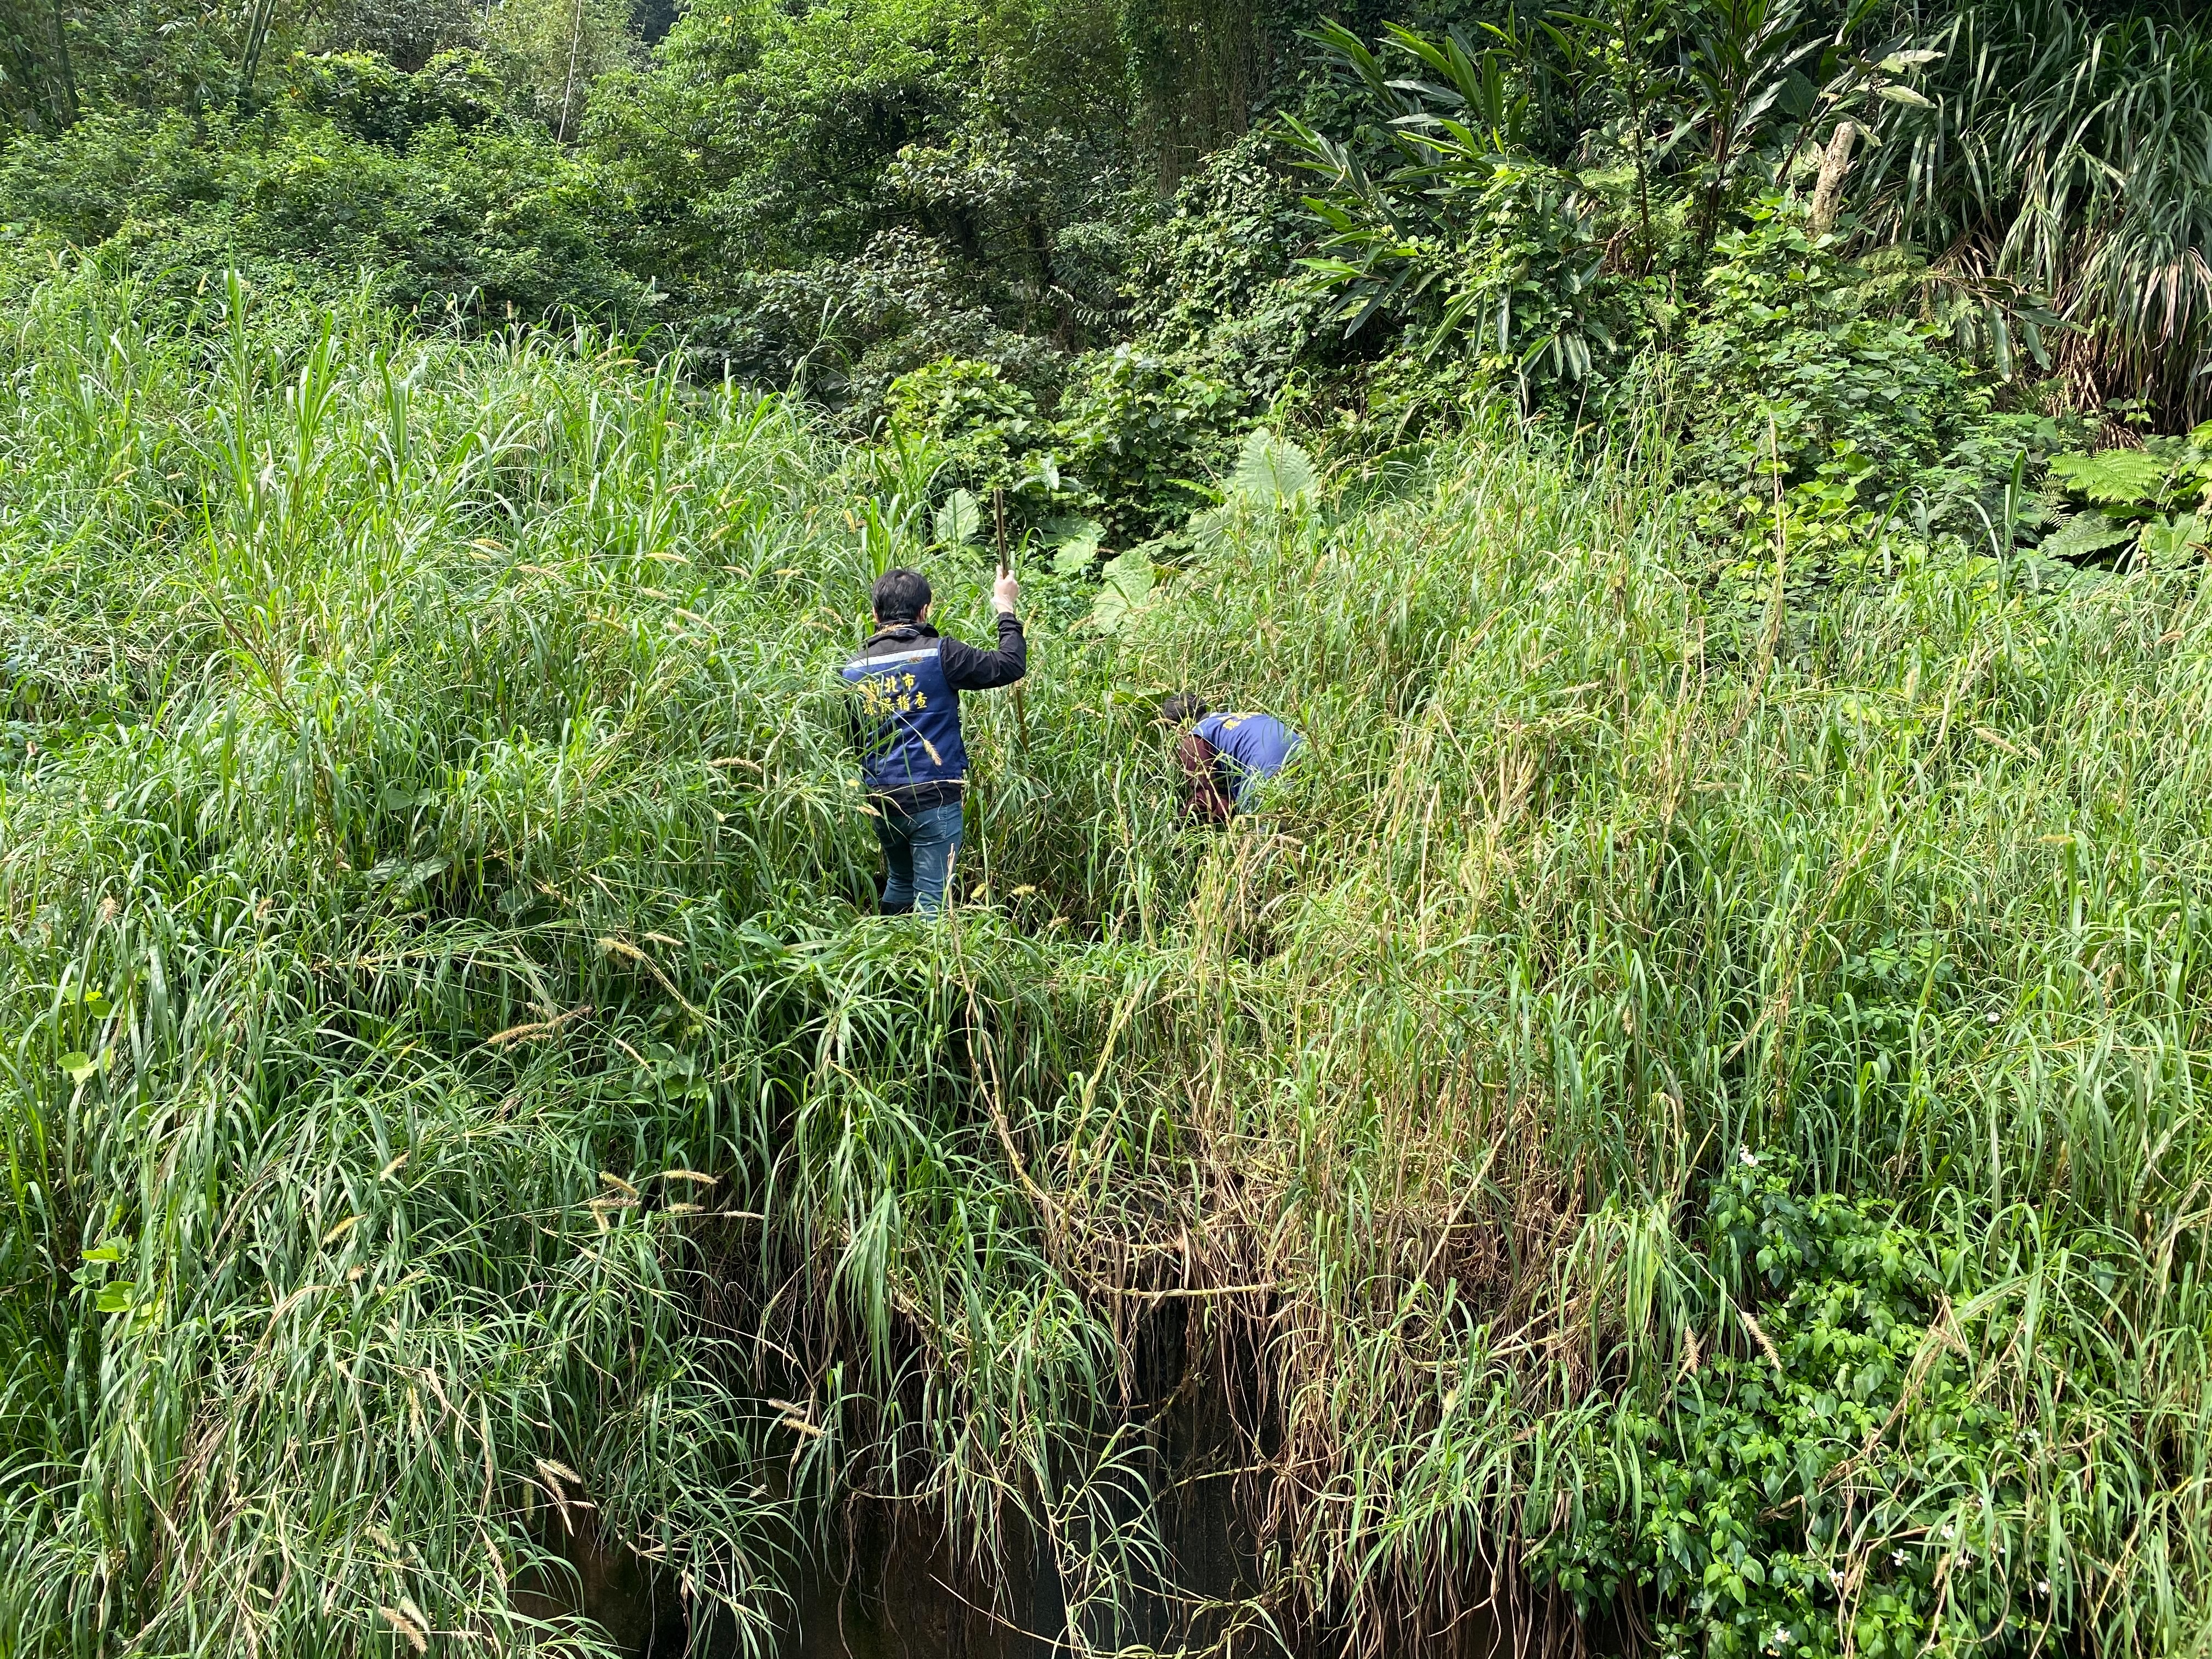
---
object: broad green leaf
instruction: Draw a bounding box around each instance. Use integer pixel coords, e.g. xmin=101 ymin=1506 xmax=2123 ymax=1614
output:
xmin=2140 ymin=514 xmax=2208 ymax=567
xmin=95 ymin=1282 xmax=135 ymax=1313
xmin=934 ymin=489 xmax=980 ymax=546
xmin=1084 ymin=549 xmax=1156 ymax=635
xmin=80 ymin=1244 xmax=122 ymax=1263
xmin=370 ymin=856 xmax=449 ymax=889
xmin=1051 ymin=518 xmax=1105 ymax=575
xmin=1227 ymin=428 xmax=1317 ymax=511
xmin=58 ymin=1050 xmax=98 ymax=1084
xmin=1086 ymin=587 xmax=1135 ymax=634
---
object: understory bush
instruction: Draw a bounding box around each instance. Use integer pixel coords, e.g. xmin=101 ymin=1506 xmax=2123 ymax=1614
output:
xmin=885 ymin=344 xmax=1245 ymax=546
xmin=1534 ymin=1156 xmax=2073 ymax=1658
xmin=291 ymin=48 xmax=512 ymax=146
xmin=0 ymin=102 xmax=642 ymax=324
xmin=1674 ymin=213 xmax=2023 ymax=547
xmin=2037 ymin=421 xmax=2212 ymax=566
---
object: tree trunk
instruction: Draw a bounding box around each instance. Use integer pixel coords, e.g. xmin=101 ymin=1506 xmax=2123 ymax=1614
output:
xmin=1809 ymin=120 xmax=1858 ymax=236
xmin=48 ymin=0 xmax=79 ymax=126
xmin=555 ymin=0 xmax=587 ymax=143
xmin=234 ymin=0 xmax=276 ymax=114
xmin=1124 ymin=0 xmax=1264 ymax=191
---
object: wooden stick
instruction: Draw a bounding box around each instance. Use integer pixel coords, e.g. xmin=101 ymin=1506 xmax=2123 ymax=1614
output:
xmin=994 ymin=487 xmax=1030 ymax=752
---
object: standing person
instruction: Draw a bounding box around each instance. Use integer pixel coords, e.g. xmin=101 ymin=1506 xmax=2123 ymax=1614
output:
xmin=843 ymin=565 xmax=1025 ymax=916
xmin=1160 ymin=696 xmax=1303 ymax=824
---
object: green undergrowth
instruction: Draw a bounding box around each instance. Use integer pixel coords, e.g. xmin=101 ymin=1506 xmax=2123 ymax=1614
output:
xmin=5 ymin=267 xmax=2212 ymax=1658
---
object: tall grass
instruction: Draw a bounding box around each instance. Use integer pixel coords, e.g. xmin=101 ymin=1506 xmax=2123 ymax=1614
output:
xmin=5 ymin=264 xmax=2212 ymax=1656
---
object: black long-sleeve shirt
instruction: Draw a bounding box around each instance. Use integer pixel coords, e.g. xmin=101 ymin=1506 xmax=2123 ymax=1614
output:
xmin=847 ymin=613 xmax=1026 ymax=808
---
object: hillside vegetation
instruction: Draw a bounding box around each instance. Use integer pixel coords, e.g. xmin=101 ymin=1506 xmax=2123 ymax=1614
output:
xmin=5 ymin=265 xmax=2212 ymax=1657
xmin=9 ymin=0 xmax=2212 ymax=1651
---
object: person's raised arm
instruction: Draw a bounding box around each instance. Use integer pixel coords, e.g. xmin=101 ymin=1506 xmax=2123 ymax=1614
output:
xmin=938 ymin=574 xmax=1026 ymax=690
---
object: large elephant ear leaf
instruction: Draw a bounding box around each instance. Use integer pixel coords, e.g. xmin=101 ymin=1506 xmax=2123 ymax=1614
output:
xmin=1050 ymin=517 xmax=1105 ymax=575
xmin=934 ymin=488 xmax=981 ymax=545
xmin=1227 ymin=428 xmax=1316 ymax=511
xmin=2139 ymin=513 xmax=2209 ymax=567
xmin=1084 ymin=548 xmax=1156 ymax=635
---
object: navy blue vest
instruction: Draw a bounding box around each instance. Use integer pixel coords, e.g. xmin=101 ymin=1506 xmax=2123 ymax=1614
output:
xmin=843 ymin=637 xmax=968 ymax=795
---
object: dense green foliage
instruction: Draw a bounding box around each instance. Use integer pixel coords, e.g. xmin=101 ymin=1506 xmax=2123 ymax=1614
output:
xmin=7 ymin=0 xmax=2210 ymax=520
xmin=8 ymin=266 xmax=2212 ymax=1658
xmin=8 ymin=0 xmax=2212 ymax=1654
xmin=0 ymin=89 xmax=640 ymax=324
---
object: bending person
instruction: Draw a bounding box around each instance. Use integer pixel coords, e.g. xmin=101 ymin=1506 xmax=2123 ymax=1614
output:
xmin=1160 ymin=695 xmax=1302 ymax=825
xmin=843 ymin=565 xmax=1024 ymax=915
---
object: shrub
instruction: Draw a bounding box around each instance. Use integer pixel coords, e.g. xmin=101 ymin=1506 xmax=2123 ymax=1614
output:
xmin=1662 ymin=204 xmax=2050 ymax=604
xmin=1677 ymin=211 xmax=1991 ymax=505
xmin=884 ymin=354 xmax=1045 ymax=494
xmin=1052 ymin=344 xmax=1240 ymax=541
xmin=692 ymin=228 xmax=1072 ymax=410
xmin=1532 ymin=1156 xmax=2047 ymax=1658
xmin=2036 ymin=422 xmax=2212 ymax=566
xmin=0 ymin=104 xmax=643 ymax=326
xmin=290 ymin=49 xmax=510 ymax=148
xmin=0 ymin=112 xmax=219 ymax=246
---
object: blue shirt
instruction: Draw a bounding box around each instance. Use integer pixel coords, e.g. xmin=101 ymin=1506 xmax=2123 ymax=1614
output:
xmin=1194 ymin=712 xmax=1303 ymax=804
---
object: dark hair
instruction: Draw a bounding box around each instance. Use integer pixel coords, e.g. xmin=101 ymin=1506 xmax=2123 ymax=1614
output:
xmin=871 ymin=567 xmax=932 ymax=623
xmin=1160 ymin=693 xmax=1208 ymax=725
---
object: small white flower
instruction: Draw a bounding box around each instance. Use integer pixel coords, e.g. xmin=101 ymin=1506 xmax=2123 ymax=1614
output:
xmin=1987 ymin=1009 xmax=2001 ymax=1024
xmin=1740 ymin=1146 xmax=1759 ymax=1166
xmin=1774 ymin=1625 xmax=1793 ymax=1645
xmin=1893 ymin=1550 xmax=1908 ymax=1565
xmin=2039 ymin=1581 xmax=2052 ymax=1596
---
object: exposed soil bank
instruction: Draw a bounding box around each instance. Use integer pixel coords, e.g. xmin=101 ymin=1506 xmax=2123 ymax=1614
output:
xmin=557 ymin=1498 xmax=1574 ymax=1659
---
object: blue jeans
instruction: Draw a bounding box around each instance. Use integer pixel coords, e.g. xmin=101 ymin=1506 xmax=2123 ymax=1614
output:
xmin=873 ymin=798 xmax=964 ymax=916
